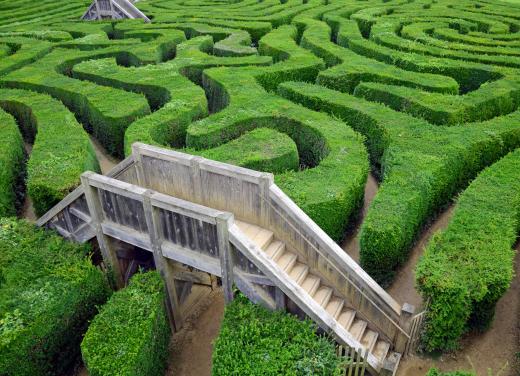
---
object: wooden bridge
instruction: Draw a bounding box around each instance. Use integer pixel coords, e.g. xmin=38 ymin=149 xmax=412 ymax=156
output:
xmin=38 ymin=143 xmax=420 ymax=375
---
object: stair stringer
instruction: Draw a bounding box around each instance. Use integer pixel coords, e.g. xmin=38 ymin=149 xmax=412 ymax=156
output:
xmin=229 ymin=224 xmax=387 ymax=375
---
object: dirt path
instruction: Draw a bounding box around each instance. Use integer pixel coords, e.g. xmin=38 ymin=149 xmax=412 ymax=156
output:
xmin=166 ymin=290 xmax=225 ymax=376
xmin=342 ymin=173 xmax=379 ymax=262
xmin=387 ymin=206 xmax=454 ymax=309
xmin=89 ymin=136 xmax=119 ymax=174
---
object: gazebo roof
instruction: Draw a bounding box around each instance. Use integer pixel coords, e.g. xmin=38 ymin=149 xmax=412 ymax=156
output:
xmin=82 ymin=0 xmax=150 ymax=22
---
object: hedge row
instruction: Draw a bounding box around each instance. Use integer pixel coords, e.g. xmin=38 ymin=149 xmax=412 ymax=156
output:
xmin=1 ymin=46 xmax=151 ymax=157
xmin=0 ymin=36 xmax=53 ymax=75
xmin=81 ymin=271 xmax=171 ymax=376
xmin=71 ymin=34 xmax=270 ymax=155
xmin=353 ymin=81 xmax=518 ymax=126
xmin=0 ymin=218 xmax=110 ymax=376
xmin=212 ymin=294 xmax=342 ymax=375
xmin=298 ymin=17 xmax=459 ymax=95
xmin=194 ymin=127 xmax=299 ymax=173
xmin=0 ymin=109 xmax=24 ymax=217
xmin=0 ymin=88 xmax=99 ymax=216
xmin=186 ymin=25 xmax=368 ymax=240
xmin=278 ymin=80 xmax=520 ymax=285
xmin=416 ymin=149 xmax=520 ymax=351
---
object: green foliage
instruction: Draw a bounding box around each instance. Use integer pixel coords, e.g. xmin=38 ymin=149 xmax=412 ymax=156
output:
xmin=416 ymin=149 xmax=520 ymax=351
xmin=212 ymin=294 xmax=342 ymax=376
xmin=0 ymin=89 xmax=99 ymax=216
xmin=426 ymin=369 xmax=475 ymax=376
xmin=0 ymin=218 xmax=110 ymax=376
xmin=0 ymin=109 xmax=24 ymax=217
xmin=81 ymin=271 xmax=171 ymax=376
xmin=193 ymin=127 xmax=299 ymax=173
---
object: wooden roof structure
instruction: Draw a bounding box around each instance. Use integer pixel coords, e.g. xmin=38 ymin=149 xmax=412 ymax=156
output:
xmin=82 ymin=0 xmax=151 ymax=22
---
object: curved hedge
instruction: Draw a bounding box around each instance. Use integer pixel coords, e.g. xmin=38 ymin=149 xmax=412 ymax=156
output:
xmin=0 ymin=89 xmax=99 ymax=216
xmin=0 ymin=109 xmax=24 ymax=217
xmin=0 ymin=218 xmax=110 ymax=376
xmin=81 ymin=271 xmax=171 ymax=376
xmin=416 ymin=149 xmax=520 ymax=351
xmin=212 ymin=294 xmax=342 ymax=376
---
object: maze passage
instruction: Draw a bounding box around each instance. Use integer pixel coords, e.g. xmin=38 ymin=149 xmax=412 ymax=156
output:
xmin=0 ymin=0 xmax=519 ymax=353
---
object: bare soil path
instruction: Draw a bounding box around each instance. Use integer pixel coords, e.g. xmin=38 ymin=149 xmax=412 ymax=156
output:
xmin=166 ymin=290 xmax=225 ymax=376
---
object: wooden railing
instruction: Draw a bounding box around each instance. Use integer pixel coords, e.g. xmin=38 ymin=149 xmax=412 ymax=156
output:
xmin=130 ymin=143 xmax=413 ymax=352
xmin=37 ymin=142 xmax=423 ymax=373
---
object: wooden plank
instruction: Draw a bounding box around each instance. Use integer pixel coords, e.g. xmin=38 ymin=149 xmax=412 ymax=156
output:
xmin=162 ymin=241 xmax=221 ymax=276
xmin=101 ymin=222 xmax=152 ymax=251
xmin=81 ymin=172 xmax=124 ymax=287
xmin=234 ymin=271 xmax=276 ymax=310
xmin=171 ymin=264 xmax=212 ymax=286
xmin=217 ymin=213 xmax=234 ymax=303
xmin=142 ymin=190 xmax=183 ymax=331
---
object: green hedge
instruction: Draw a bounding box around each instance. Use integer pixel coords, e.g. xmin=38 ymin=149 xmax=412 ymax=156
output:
xmin=81 ymin=271 xmax=171 ymax=376
xmin=212 ymin=294 xmax=342 ymax=376
xmin=416 ymin=149 xmax=520 ymax=351
xmin=278 ymin=80 xmax=520 ymax=285
xmin=0 ymin=218 xmax=110 ymax=376
xmin=0 ymin=109 xmax=24 ymax=217
xmin=186 ymin=26 xmax=368 ymax=241
xmin=1 ymin=46 xmax=151 ymax=157
xmin=194 ymin=127 xmax=299 ymax=173
xmin=426 ymin=369 xmax=475 ymax=376
xmin=0 ymin=88 xmax=99 ymax=216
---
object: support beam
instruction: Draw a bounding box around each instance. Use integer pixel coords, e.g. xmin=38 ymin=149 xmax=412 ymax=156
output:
xmin=81 ymin=172 xmax=124 ymax=288
xmin=217 ymin=213 xmax=235 ymax=303
xmin=143 ymin=190 xmax=184 ymax=332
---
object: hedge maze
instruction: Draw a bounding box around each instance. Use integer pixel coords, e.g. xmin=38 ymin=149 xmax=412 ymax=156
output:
xmin=0 ymin=0 xmax=519 ymax=354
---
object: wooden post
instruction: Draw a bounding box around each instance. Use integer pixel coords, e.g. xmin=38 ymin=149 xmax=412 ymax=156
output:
xmin=142 ymin=190 xmax=183 ymax=332
xmin=81 ymin=172 xmax=124 ymax=288
xmin=275 ymin=287 xmax=286 ymax=310
xmin=216 ymin=213 xmax=234 ymax=303
xmin=394 ymin=302 xmax=415 ymax=353
xmin=259 ymin=173 xmax=274 ymax=228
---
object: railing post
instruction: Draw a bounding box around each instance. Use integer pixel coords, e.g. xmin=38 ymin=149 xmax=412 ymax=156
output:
xmin=142 ymin=189 xmax=183 ymax=332
xmin=259 ymin=173 xmax=274 ymax=229
xmin=216 ymin=213 xmax=235 ymax=303
xmin=394 ymin=302 xmax=415 ymax=353
xmin=81 ymin=171 xmax=124 ymax=288
xmin=132 ymin=143 xmax=146 ymax=187
xmin=190 ymin=156 xmax=204 ymax=205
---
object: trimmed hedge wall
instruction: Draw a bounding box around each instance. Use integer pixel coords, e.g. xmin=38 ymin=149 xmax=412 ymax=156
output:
xmin=278 ymin=80 xmax=520 ymax=285
xmin=81 ymin=271 xmax=171 ymax=376
xmin=212 ymin=294 xmax=342 ymax=376
xmin=0 ymin=88 xmax=99 ymax=216
xmin=416 ymin=149 xmax=520 ymax=351
xmin=195 ymin=127 xmax=299 ymax=173
xmin=0 ymin=109 xmax=24 ymax=217
xmin=0 ymin=218 xmax=110 ymax=376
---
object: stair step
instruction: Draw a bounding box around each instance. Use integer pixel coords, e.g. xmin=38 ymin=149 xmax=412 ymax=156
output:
xmin=300 ymin=274 xmax=320 ymax=296
xmin=264 ymin=240 xmax=285 ymax=261
xmin=235 ymin=220 xmax=273 ymax=250
xmin=276 ymin=251 xmax=298 ymax=272
xmin=288 ymin=262 xmax=309 ymax=284
xmin=350 ymin=319 xmax=368 ymax=341
xmin=372 ymin=340 xmax=391 ymax=362
xmin=360 ymin=329 xmax=379 ymax=354
xmin=325 ymin=298 xmax=344 ymax=319
xmin=337 ymin=309 xmax=356 ymax=330
xmin=251 ymin=229 xmax=274 ymax=250
xmin=313 ymin=286 xmax=333 ymax=307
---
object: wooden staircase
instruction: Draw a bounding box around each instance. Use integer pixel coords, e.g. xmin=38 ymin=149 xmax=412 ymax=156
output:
xmin=37 ymin=143 xmax=417 ymax=376
xmin=236 ymin=220 xmax=393 ymax=365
